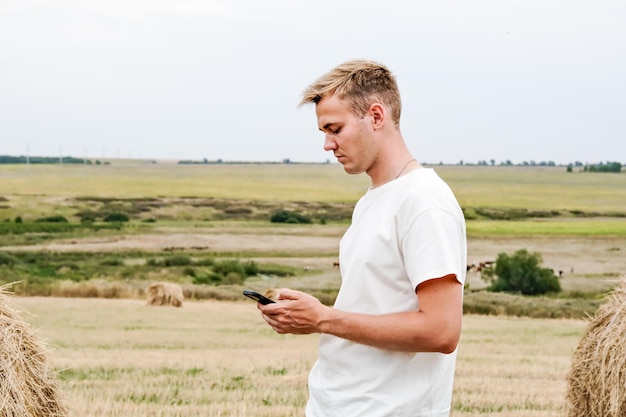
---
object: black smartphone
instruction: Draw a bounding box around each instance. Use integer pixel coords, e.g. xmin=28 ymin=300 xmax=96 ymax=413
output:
xmin=243 ymin=290 xmax=275 ymax=305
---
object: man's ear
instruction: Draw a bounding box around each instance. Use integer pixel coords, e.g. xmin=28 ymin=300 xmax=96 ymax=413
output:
xmin=369 ymin=103 xmax=385 ymax=130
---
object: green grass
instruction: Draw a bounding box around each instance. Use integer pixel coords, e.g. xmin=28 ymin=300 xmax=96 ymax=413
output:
xmin=0 ymin=251 xmax=303 ymax=296
xmin=437 ymin=165 xmax=626 ymax=212
xmin=2 ymin=163 xmax=625 ymax=213
xmin=0 ymin=163 xmax=370 ymax=202
xmin=467 ymin=219 xmax=626 ymax=236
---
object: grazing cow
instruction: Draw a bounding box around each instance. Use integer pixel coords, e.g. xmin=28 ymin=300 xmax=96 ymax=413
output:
xmin=467 ymin=261 xmax=494 ymax=273
xmin=474 ymin=261 xmax=494 ymax=272
xmin=146 ymin=282 xmax=184 ymax=307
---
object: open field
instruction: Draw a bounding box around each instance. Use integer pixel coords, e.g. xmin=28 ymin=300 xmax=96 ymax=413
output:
xmin=1 ymin=163 xmax=625 ymax=415
xmin=1 ymin=163 xmax=625 ymax=314
xmin=15 ymin=296 xmax=588 ymax=417
xmin=1 ymin=163 xmax=626 ymax=213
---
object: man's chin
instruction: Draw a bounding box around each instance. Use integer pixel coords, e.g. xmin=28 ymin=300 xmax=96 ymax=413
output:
xmin=342 ymin=165 xmax=362 ymax=175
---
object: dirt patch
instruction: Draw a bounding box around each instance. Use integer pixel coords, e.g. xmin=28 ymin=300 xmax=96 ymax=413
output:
xmin=468 ymin=236 xmax=625 ymax=277
xmin=0 ymin=233 xmax=340 ymax=255
xmin=464 ymin=236 xmax=626 ymax=293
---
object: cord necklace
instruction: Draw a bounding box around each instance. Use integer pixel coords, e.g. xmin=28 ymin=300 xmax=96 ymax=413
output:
xmin=394 ymin=158 xmax=416 ymax=179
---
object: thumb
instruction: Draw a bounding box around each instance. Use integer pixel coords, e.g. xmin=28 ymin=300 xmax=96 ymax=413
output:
xmin=275 ymin=288 xmax=301 ymax=301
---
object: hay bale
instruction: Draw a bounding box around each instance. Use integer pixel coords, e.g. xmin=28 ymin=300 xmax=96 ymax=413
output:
xmin=146 ymin=282 xmax=184 ymax=307
xmin=0 ymin=284 xmax=67 ymax=417
xmin=566 ymin=278 xmax=626 ymax=417
xmin=263 ymin=288 xmax=279 ymax=301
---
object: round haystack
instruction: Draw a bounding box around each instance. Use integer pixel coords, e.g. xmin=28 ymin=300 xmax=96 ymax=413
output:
xmin=566 ymin=277 xmax=626 ymax=417
xmin=146 ymin=282 xmax=184 ymax=307
xmin=0 ymin=284 xmax=67 ymax=417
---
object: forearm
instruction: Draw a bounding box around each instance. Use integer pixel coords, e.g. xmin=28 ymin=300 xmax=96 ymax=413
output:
xmin=319 ymin=309 xmax=460 ymax=353
xmin=259 ymin=279 xmax=463 ymax=353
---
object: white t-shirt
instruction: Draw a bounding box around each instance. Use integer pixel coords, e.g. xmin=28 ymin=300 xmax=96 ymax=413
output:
xmin=306 ymin=168 xmax=467 ymax=417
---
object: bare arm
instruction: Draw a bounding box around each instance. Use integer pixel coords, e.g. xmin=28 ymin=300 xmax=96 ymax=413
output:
xmin=259 ymin=274 xmax=463 ymax=353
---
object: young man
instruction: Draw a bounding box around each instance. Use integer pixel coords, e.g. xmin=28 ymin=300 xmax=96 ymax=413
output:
xmin=258 ymin=59 xmax=467 ymax=417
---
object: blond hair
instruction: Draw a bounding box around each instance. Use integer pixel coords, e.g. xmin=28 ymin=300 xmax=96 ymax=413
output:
xmin=299 ymin=59 xmax=402 ymax=126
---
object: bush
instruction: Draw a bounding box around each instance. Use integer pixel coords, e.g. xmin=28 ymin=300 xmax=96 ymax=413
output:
xmin=182 ymin=267 xmax=196 ymax=277
xmin=35 ymin=215 xmax=68 ymax=223
xmin=223 ymin=272 xmax=243 ymax=285
xmin=80 ymin=216 xmax=96 ymax=224
xmin=242 ymin=260 xmax=258 ymax=276
xmin=257 ymin=263 xmax=296 ymax=277
xmin=195 ymin=257 xmax=215 ymax=267
xmin=213 ymin=260 xmax=246 ymax=277
xmin=474 ymin=208 xmax=559 ymax=220
xmin=163 ymin=255 xmax=192 ymax=267
xmin=463 ymin=290 xmax=601 ymax=318
xmin=481 ymin=249 xmax=561 ymax=295
xmin=103 ymin=213 xmax=129 ymax=222
xmin=0 ymin=252 xmax=19 ymax=266
xmin=270 ymin=210 xmax=312 ymax=224
xmin=192 ymin=273 xmax=212 ymax=285
xmin=99 ymin=258 xmax=124 ymax=267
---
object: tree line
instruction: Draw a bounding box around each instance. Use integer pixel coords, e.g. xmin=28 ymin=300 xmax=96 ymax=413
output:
xmin=0 ymin=155 xmax=622 ymax=172
xmin=573 ymin=161 xmax=622 ymax=173
xmin=0 ymin=155 xmax=94 ymax=165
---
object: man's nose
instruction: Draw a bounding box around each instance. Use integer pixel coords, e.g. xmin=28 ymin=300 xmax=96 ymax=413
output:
xmin=323 ymin=134 xmax=337 ymax=151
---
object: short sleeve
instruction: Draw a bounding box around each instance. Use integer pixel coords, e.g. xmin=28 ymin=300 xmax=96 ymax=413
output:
xmin=402 ymin=207 xmax=466 ymax=290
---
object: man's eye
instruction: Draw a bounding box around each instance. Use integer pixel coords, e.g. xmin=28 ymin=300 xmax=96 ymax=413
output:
xmin=332 ymin=128 xmax=341 ymax=134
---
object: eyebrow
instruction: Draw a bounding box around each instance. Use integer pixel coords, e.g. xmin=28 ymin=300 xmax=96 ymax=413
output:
xmin=321 ymin=122 xmax=335 ymax=131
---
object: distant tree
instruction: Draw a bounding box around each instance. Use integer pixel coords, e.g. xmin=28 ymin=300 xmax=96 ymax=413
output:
xmin=566 ymin=164 xmax=573 ymax=172
xmin=538 ymin=161 xmax=556 ymax=167
xmin=585 ymin=161 xmax=622 ymax=173
xmin=481 ymin=249 xmax=561 ymax=295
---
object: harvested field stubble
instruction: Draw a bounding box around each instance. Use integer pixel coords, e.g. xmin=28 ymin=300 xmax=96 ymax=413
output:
xmin=15 ymin=297 xmax=588 ymax=417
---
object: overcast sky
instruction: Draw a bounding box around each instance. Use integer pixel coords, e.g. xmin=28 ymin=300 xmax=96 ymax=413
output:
xmin=1 ymin=1 xmax=624 ymax=165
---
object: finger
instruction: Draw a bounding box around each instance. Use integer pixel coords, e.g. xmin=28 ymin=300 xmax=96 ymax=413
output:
xmin=275 ymin=288 xmax=300 ymax=300
xmin=262 ymin=314 xmax=279 ymax=328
